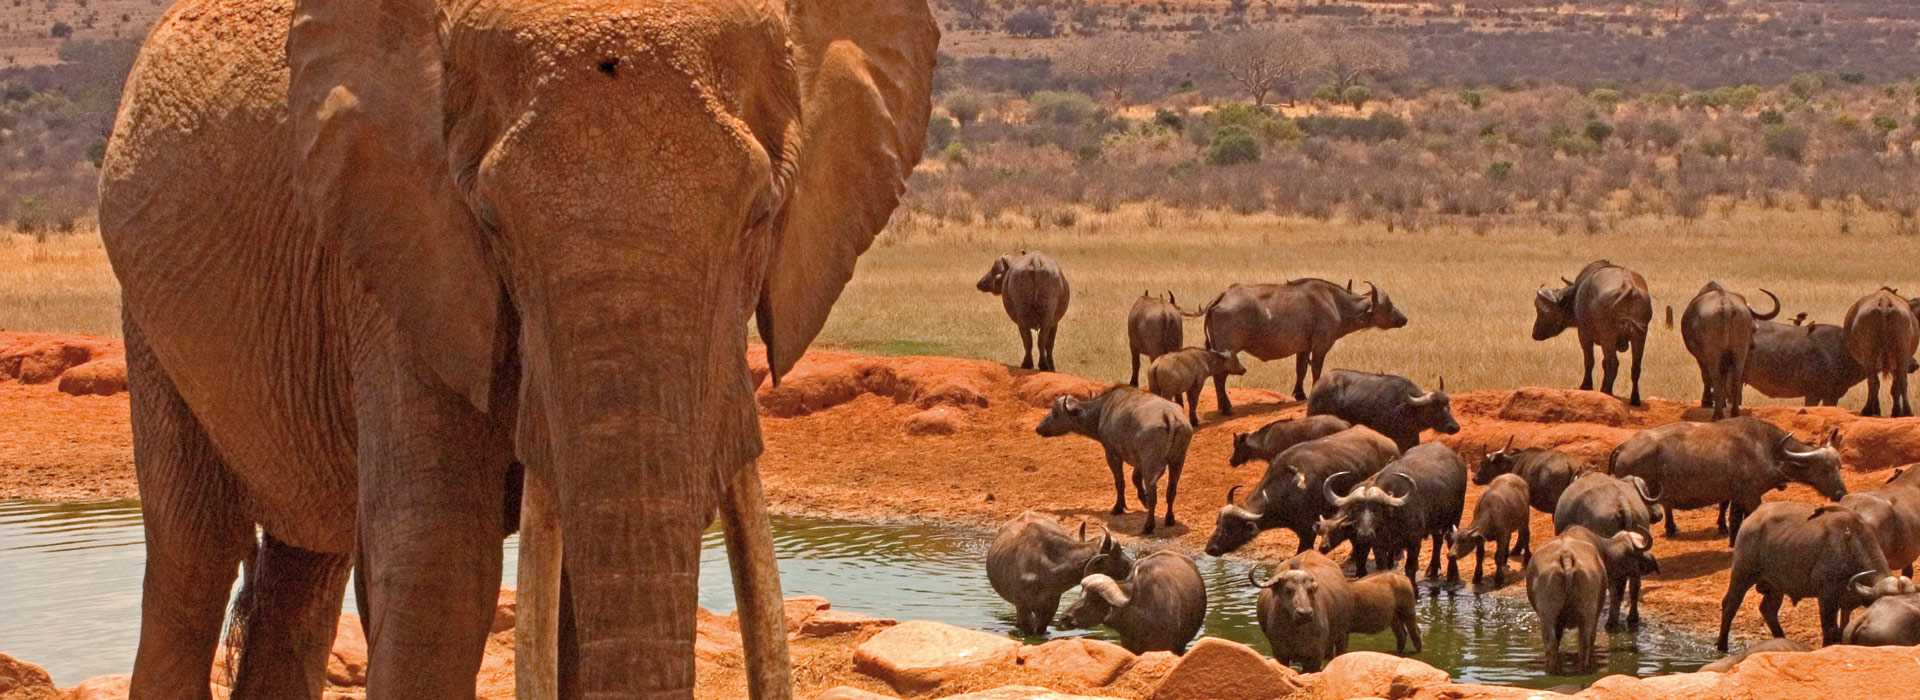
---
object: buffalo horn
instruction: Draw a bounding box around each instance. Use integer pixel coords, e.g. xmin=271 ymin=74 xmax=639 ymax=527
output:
xmin=1852 ymin=570 xmax=1882 ymax=599
xmin=1751 ymin=288 xmax=1781 ymax=321
xmin=1082 ymin=573 xmax=1132 ymax=608
xmin=1083 ymin=554 xmax=1110 ymax=578
xmin=1408 ymin=391 xmax=1437 ymax=407
xmin=1325 ymin=471 xmax=1358 ymax=507
xmin=1632 ymin=477 xmax=1664 ymax=504
xmin=1381 ymin=473 xmax=1415 ymax=508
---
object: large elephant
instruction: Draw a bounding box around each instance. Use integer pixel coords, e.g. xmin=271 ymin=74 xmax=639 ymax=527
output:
xmin=96 ymin=0 xmax=936 ymax=698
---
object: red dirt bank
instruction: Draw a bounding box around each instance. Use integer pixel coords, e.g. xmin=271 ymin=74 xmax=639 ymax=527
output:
xmin=7 ymin=333 xmax=1920 ymax=687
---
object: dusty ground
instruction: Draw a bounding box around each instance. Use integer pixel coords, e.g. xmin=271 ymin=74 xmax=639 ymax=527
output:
xmin=7 ymin=335 xmax=1920 ymax=660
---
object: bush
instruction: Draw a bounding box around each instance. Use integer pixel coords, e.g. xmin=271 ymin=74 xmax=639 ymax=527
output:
xmin=1587 ymin=88 xmax=1622 ymax=109
xmin=944 ymin=90 xmax=986 ymax=125
xmin=1840 ymin=71 xmax=1868 ymax=85
xmin=1584 ymin=119 xmax=1614 ymax=144
xmin=1487 ymin=161 xmax=1513 ymax=180
xmin=1758 ymin=108 xmax=1785 ymax=125
xmin=1027 ymin=91 xmax=1102 ymax=126
xmin=925 ymin=115 xmax=957 ymax=154
xmin=1873 ymin=115 xmax=1901 ymax=134
xmin=1459 ymin=89 xmax=1485 ymax=110
xmin=1645 ymin=120 xmax=1683 ymax=149
xmin=1343 ymin=85 xmax=1373 ymax=109
xmin=1790 ymin=72 xmax=1826 ymax=100
xmin=1312 ymin=84 xmax=1340 ymax=104
xmin=940 ymin=142 xmax=969 ymax=166
xmin=1764 ymin=124 xmax=1808 ymax=161
xmin=1201 ymin=103 xmax=1300 ymax=145
xmin=1003 ymin=10 xmax=1056 ymax=38
xmin=1206 ymin=125 xmax=1262 ymax=165
xmin=1152 ymin=108 xmax=1184 ymax=131
xmin=49 ymin=21 xmax=71 ymax=39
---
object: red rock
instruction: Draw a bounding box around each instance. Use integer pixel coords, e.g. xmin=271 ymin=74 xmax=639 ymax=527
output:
xmin=1108 ymin=650 xmax=1178 ymax=690
xmin=1015 ymin=638 xmax=1136 ymax=686
xmin=1148 ymin=637 xmax=1299 ymax=700
xmin=943 ymin=686 xmax=1125 ymax=699
xmin=58 ymin=675 xmax=129 ymax=700
xmin=0 ymin=651 xmax=56 ymax=699
xmin=1715 ymin=642 xmax=1920 ymax=699
xmin=1497 ymin=388 xmax=1630 ymax=427
xmin=782 ymin=595 xmax=834 ymax=633
xmin=852 ymin=620 xmax=1020 ymax=694
xmin=798 ymin=609 xmax=896 ymax=639
xmin=1012 ymin=373 xmax=1109 ymax=409
xmin=55 ymin=359 xmax=126 ymax=396
xmin=327 ymin=614 xmax=369 ymax=687
xmin=0 ymin=335 xmax=111 ymax=385
xmin=1576 ymin=671 xmax=1721 ymax=699
xmin=1316 ymin=651 xmax=1449 ymax=700
xmin=813 ymin=687 xmax=897 ymax=700
xmin=1412 ymin=683 xmax=1570 ymax=699
xmin=904 ymin=406 xmax=968 ymax=436
xmin=1836 ymin=419 xmax=1920 ymax=471
xmin=696 ymin=607 xmax=744 ymax=661
xmin=491 ymin=589 xmax=518 ymax=634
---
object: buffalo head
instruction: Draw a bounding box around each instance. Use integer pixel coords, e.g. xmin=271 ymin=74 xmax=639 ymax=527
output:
xmin=1406 ymin=378 xmax=1461 ymax=435
xmin=1532 ymin=286 xmax=1574 ymax=341
xmin=1774 ymin=429 xmax=1847 ymax=501
xmin=1325 ymin=471 xmax=1414 ymax=543
xmin=1229 ymin=432 xmax=1257 ymax=467
xmin=1474 ymin=435 xmax=1518 ymax=485
xmin=1060 ymin=572 xmax=1130 ymax=629
xmin=1079 ymin=523 xmax=1134 ymax=579
xmin=1207 ymin=482 xmax=1285 ymax=556
xmin=1248 ymin=566 xmax=1321 ymax=623
xmin=976 ymin=253 xmax=1015 ymax=294
xmin=1848 ymin=570 xmax=1919 ymax=609
xmin=1362 ymin=281 xmax=1410 ymax=330
xmin=1035 ymin=395 xmax=1087 ymax=437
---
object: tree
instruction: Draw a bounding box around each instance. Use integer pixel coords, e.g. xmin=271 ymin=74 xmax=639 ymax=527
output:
xmin=1054 ymin=35 xmax=1166 ymax=105
xmin=48 ymin=20 xmax=71 ymax=38
xmin=1004 ymin=10 xmax=1055 ymax=38
xmin=1205 ymin=27 xmax=1324 ymax=106
xmin=1316 ymin=28 xmax=1408 ymax=94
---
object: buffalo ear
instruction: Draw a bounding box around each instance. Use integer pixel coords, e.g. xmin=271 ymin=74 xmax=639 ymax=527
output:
xmin=757 ymin=0 xmax=939 ymax=382
xmin=286 ymin=0 xmax=498 ymax=410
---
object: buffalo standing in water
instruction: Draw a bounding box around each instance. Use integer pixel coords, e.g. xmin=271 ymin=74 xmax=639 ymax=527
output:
xmin=977 ymin=251 xmax=1070 ymax=371
xmin=1197 ymin=279 xmax=1409 ymax=414
xmin=1679 ymin=282 xmax=1780 ymax=419
xmin=985 ymin=513 xmax=1132 ymax=635
xmin=1533 ymin=260 xmax=1653 ymax=405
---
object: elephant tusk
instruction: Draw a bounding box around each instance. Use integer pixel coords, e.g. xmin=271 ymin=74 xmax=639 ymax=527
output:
xmin=722 ymin=462 xmax=793 ymax=700
xmin=515 ymin=463 xmax=563 ymax=700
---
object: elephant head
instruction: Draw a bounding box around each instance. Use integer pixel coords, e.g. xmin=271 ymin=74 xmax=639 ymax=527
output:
xmin=284 ymin=0 xmax=937 ymax=696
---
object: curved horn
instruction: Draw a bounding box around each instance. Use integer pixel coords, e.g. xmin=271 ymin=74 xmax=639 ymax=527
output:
xmin=1632 ymin=477 xmax=1664 ymax=504
xmin=1082 ymin=573 xmax=1131 ymax=608
xmin=1325 ymin=471 xmax=1358 ymax=508
xmin=1627 ymin=527 xmax=1654 ymax=552
xmin=1780 ymin=433 xmax=1830 ymax=460
xmin=1365 ymin=280 xmax=1379 ymax=304
xmin=1437 ymin=376 xmax=1447 ymax=393
xmin=1224 ymin=485 xmax=1262 ymax=520
xmin=1079 ymin=520 xmax=1089 ymax=541
xmin=1227 ymin=484 xmax=1243 ymax=505
xmin=1492 ymin=435 xmax=1515 ymax=457
xmin=1083 ymin=554 xmax=1110 ymax=578
xmin=1537 ymin=287 xmax=1556 ymax=303
xmin=1382 ymin=473 xmax=1415 ymax=508
xmin=1852 ymin=570 xmax=1881 ymax=599
xmin=1561 ymin=276 xmax=1574 ymax=286
xmin=1407 ymin=391 xmax=1437 ymax=407
xmin=1750 ymin=288 xmax=1781 ymax=321
xmin=1247 ymin=566 xmax=1266 ymax=589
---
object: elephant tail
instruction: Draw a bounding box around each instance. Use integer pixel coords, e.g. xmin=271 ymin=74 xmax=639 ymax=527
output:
xmin=220 ymin=534 xmax=264 ymax=688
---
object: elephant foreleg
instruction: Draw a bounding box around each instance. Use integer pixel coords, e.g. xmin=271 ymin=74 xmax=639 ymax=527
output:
xmin=126 ymin=325 xmax=253 ymax=700
xmin=721 ymin=463 xmax=794 ymax=700
xmin=229 ymin=533 xmax=352 ymax=699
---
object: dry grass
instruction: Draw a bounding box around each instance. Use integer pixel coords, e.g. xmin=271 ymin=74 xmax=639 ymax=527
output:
xmin=0 ymin=229 xmax=121 ymax=337
xmin=10 ymin=211 xmax=1919 ymax=410
xmin=823 ymin=205 xmax=1920 ymax=409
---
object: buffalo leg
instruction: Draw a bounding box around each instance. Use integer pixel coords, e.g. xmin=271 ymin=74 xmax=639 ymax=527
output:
xmin=1517 ymin=521 xmax=1532 ymax=565
xmin=1605 ymin=577 xmax=1626 ymax=631
xmin=1105 ymin=450 xmax=1127 ymax=515
xmin=1628 ymin=575 xmax=1643 ymax=628
xmin=1759 ymin=590 xmax=1786 ymax=638
xmin=1038 ymin=324 xmax=1059 ymax=372
xmin=1135 ymin=466 xmax=1159 ymax=535
xmin=1579 ymin=341 xmax=1596 ymax=391
xmin=1577 ymin=611 xmax=1599 ymax=673
xmin=1018 ymin=326 xmax=1035 ymax=370
xmin=1695 ymin=355 xmax=1715 ymax=409
xmin=1665 ymin=506 xmax=1679 ymax=538
xmin=1212 ymin=373 xmax=1234 ymax=416
xmin=1818 ymin=597 xmax=1844 ymax=644
xmin=1439 ymin=532 xmax=1458 ymax=582
xmin=1350 ymin=544 xmax=1371 ymax=577
xmin=1309 ymin=348 xmax=1327 ymax=394
xmin=1129 ymin=353 xmax=1141 ymax=387
xmin=1541 ymin=615 xmax=1563 ymax=674
xmin=1729 ymin=354 xmax=1748 ymax=417
xmin=1292 ymin=354 xmax=1310 ymax=400
xmin=1896 ymin=369 xmax=1912 ymax=418
xmin=1717 ymin=573 xmax=1757 ymax=651
xmin=1404 ymin=609 xmax=1423 ymax=653
xmin=1600 ymin=347 xmax=1621 ymax=397
xmin=1728 ymin=502 xmax=1748 ymax=547
xmin=1716 ymin=502 xmax=1729 ymax=535
xmin=1491 ymin=537 xmax=1507 ymax=587
xmin=1865 ymin=374 xmax=1884 ymax=416
xmin=1628 ymin=332 xmax=1646 ymax=406
xmin=1407 ymin=538 xmax=1422 ymax=581
xmin=1163 ymin=460 xmax=1182 ymax=527
xmin=1185 ymin=387 xmax=1201 ymax=426
xmin=1472 ymin=540 xmax=1486 ymax=585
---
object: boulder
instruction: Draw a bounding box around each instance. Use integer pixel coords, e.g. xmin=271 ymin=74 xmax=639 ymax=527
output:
xmin=1837 ymin=420 xmax=1920 ymax=471
xmin=696 ymin=607 xmax=744 ymax=660
xmin=943 ymin=686 xmax=1126 ymax=699
xmin=58 ymin=675 xmax=129 ymax=700
xmin=491 ymin=589 xmax=518 ymax=634
xmin=0 ymin=335 xmax=110 ymax=385
xmin=1577 ymin=671 xmax=1722 ymax=700
xmin=782 ymin=595 xmax=834 ymax=633
xmin=813 ymin=687 xmax=897 ymax=700
xmin=1016 ymin=638 xmax=1137 ymax=686
xmin=1412 ymin=683 xmax=1570 ymax=699
xmin=904 ymin=406 xmax=968 ymax=436
xmin=1714 ymin=642 xmax=1920 ymax=699
xmin=1108 ymin=651 xmax=1178 ymax=690
xmin=799 ymin=609 xmax=897 ymax=639
xmin=852 ymin=620 xmax=1020 ymax=694
xmin=1497 ymin=388 xmax=1630 ymax=427
xmin=328 ymin=614 xmax=369 ymax=687
xmin=1013 ymin=373 xmax=1108 ymax=409
xmin=0 ymin=652 xmax=56 ymax=699
xmin=55 ymin=359 xmax=126 ymax=397
xmin=1149 ymin=637 xmax=1299 ymax=700
xmin=1317 ymin=651 xmax=1449 ymax=700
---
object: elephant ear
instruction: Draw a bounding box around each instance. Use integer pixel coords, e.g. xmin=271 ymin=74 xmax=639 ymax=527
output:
xmin=756 ymin=0 xmax=939 ymax=383
xmin=285 ymin=0 xmax=500 ymax=410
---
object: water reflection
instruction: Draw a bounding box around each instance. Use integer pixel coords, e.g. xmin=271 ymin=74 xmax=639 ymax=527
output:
xmin=0 ymin=500 xmax=1719 ymax=688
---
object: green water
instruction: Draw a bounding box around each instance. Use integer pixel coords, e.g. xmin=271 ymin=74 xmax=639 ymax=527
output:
xmin=0 ymin=500 xmax=1720 ymax=688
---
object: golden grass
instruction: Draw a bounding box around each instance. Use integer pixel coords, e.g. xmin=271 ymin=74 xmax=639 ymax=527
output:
xmin=822 ymin=206 xmax=1920 ymax=409
xmin=0 ymin=229 xmax=121 ymax=337
xmin=9 ymin=210 xmax=1919 ymax=410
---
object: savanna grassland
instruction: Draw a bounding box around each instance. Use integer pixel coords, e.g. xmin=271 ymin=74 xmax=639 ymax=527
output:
xmin=0 ymin=231 xmax=118 ymax=337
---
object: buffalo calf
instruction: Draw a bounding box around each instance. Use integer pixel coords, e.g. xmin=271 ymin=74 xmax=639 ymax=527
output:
xmin=1527 ymin=534 xmax=1608 ymax=675
xmin=1127 ymin=291 xmax=1185 ymax=387
xmin=1475 ymin=436 xmax=1582 ymax=514
xmin=1451 ymin=473 xmax=1532 ymax=587
xmin=1147 ymin=347 xmax=1247 ymax=426
xmin=1249 ymin=550 xmax=1353 ymax=671
xmin=1229 ymin=415 xmax=1353 ymax=468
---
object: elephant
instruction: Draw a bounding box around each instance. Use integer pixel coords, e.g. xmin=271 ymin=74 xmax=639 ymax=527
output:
xmin=95 ymin=0 xmax=937 ymax=698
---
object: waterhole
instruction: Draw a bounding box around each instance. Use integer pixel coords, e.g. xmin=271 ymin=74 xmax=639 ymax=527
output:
xmin=0 ymin=499 xmax=1720 ymax=688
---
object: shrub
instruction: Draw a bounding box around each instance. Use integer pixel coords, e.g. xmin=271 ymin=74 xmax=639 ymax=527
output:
xmin=48 ymin=21 xmax=71 ymax=39
xmin=1152 ymin=108 xmax=1184 ymax=131
xmin=1343 ymin=85 xmax=1373 ymax=109
xmin=1004 ymin=10 xmax=1056 ymax=38
xmin=1459 ymin=89 xmax=1485 ymax=110
xmin=1487 ymin=161 xmax=1513 ymax=180
xmin=1587 ymin=88 xmax=1622 ymax=109
xmin=1202 ymin=103 xmax=1300 ymax=145
xmin=1764 ymin=124 xmax=1808 ymax=161
xmin=1873 ymin=115 xmax=1900 ymax=134
xmin=944 ymin=90 xmax=986 ymax=125
xmin=1583 ymin=119 xmax=1614 ymax=144
xmin=1645 ymin=120 xmax=1683 ymax=149
xmin=1758 ymin=108 xmax=1785 ymax=125
xmin=1839 ymin=71 xmax=1868 ymax=85
xmin=1312 ymin=84 xmax=1340 ymax=103
xmin=1027 ymin=91 xmax=1102 ymax=126
xmin=1206 ymin=125 xmax=1262 ymax=165
xmin=1789 ymin=72 xmax=1826 ymax=100
xmin=940 ymin=142 xmax=969 ymax=166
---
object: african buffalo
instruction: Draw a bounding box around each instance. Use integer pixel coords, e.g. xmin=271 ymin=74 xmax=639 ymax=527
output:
xmin=1747 ymin=319 xmax=1906 ymax=407
xmin=1306 ymin=369 xmax=1460 ymax=452
xmin=1036 ymin=387 xmax=1193 ymax=534
xmin=1349 ymin=571 xmax=1422 ymax=655
xmin=1843 ymin=593 xmax=1920 ymax=646
xmin=1147 ymin=347 xmax=1248 ymax=426
xmin=1248 ymin=550 xmax=1353 ymax=671
xmin=1199 ymin=279 xmax=1409 ymax=414
xmin=1840 ymin=466 xmax=1920 ymax=577
xmin=1717 ymin=502 xmax=1915 ymax=651
xmin=1318 ymin=442 xmax=1468 ymax=581
xmin=1476 ymin=437 xmax=1583 ymax=514
xmin=1609 ymin=417 xmax=1846 ymax=544
xmin=985 ymin=513 xmax=1133 ymax=635
xmin=1451 ymin=473 xmax=1531 ymax=586
xmin=1533 ymin=260 xmax=1653 ymax=405
xmin=978 ymin=250 xmax=1070 ymax=371
xmin=1527 ymin=534 xmax=1609 ymax=674
xmin=1680 ymin=282 xmax=1780 ymax=419
xmin=1561 ymin=524 xmax=1661 ymax=630
xmin=1128 ymin=291 xmax=1186 ymax=387
xmin=1229 ymin=415 xmax=1353 ymax=468
xmin=1060 ymin=550 xmax=1208 ymax=654
xmin=1207 ymin=426 xmax=1400 ymax=556
xmin=1552 ymin=472 xmax=1666 ymax=539
xmin=1845 ymin=287 xmax=1920 ymax=417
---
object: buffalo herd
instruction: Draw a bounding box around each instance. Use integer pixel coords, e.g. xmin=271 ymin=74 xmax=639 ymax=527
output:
xmin=981 ymin=253 xmax=1920 ymax=674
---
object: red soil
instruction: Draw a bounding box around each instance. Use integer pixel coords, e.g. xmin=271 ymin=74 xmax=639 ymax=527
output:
xmin=7 ymin=332 xmax=1920 ymax=650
